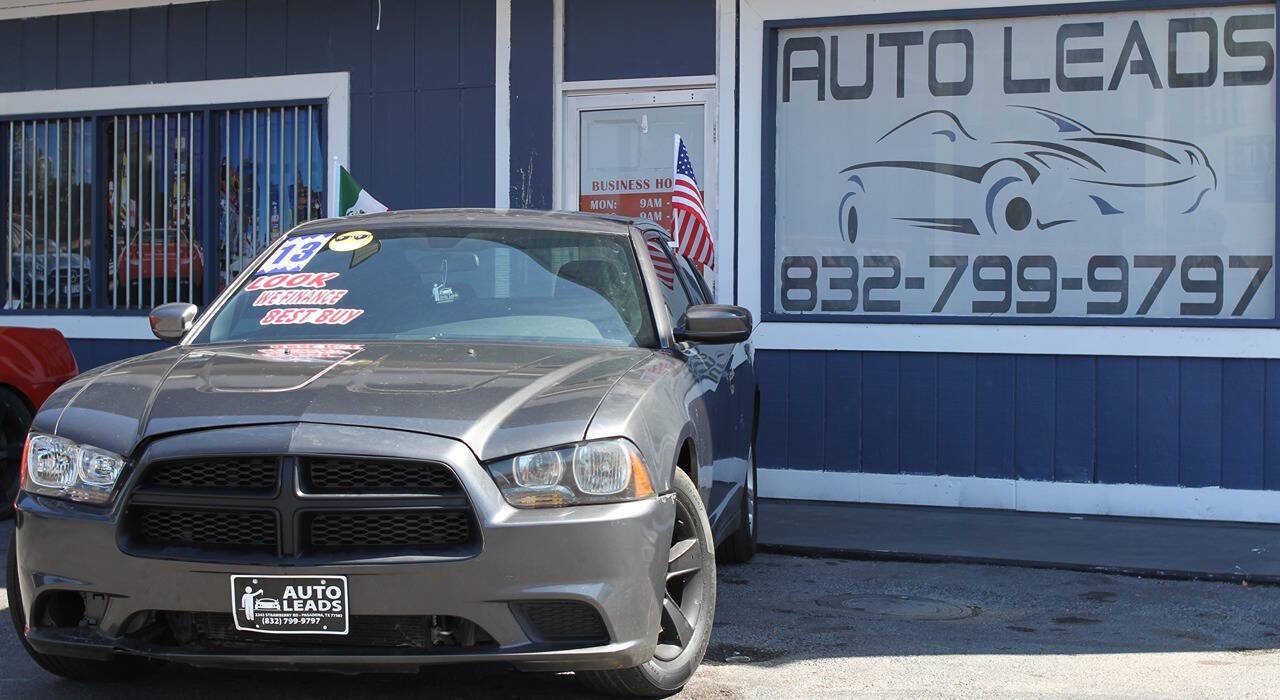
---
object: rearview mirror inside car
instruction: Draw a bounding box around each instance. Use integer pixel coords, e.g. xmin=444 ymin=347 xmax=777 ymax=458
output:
xmin=150 ymin=302 xmax=198 ymax=342
xmin=674 ymin=305 xmax=753 ymax=344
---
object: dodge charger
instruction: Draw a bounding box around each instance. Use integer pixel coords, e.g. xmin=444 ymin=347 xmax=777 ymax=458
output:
xmin=9 ymin=209 xmax=757 ymax=697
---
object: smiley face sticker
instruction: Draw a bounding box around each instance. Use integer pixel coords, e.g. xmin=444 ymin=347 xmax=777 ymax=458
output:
xmin=329 ymin=230 xmax=374 ymax=252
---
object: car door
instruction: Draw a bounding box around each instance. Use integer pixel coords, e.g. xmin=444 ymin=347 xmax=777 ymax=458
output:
xmin=679 ymin=254 xmax=754 ymax=499
xmin=641 ymin=230 xmax=738 ymax=533
xmin=669 ymin=251 xmax=751 ymax=533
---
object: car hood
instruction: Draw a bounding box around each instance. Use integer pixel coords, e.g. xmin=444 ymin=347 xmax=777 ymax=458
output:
xmin=47 ymin=341 xmax=653 ymax=461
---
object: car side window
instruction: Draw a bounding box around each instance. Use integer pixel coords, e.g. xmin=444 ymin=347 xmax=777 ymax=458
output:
xmin=674 ymin=255 xmax=710 ymax=305
xmin=644 ymin=234 xmax=694 ymax=324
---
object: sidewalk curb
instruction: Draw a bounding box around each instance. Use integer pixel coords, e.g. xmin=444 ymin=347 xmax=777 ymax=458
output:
xmin=758 ymin=542 xmax=1280 ymax=586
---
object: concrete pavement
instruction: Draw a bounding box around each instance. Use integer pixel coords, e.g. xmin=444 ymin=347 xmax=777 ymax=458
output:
xmin=2 ymin=520 xmax=1279 ymax=698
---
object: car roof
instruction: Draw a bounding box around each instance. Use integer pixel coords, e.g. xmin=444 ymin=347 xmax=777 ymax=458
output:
xmin=289 ymin=208 xmax=653 ymax=237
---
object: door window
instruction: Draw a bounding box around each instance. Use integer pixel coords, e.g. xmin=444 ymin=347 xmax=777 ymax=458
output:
xmin=646 ymin=234 xmax=693 ymax=323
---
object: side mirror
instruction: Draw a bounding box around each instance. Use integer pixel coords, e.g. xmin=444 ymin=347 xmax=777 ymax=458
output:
xmin=150 ymin=302 xmax=197 ymax=342
xmin=674 ymin=304 xmax=753 ymax=344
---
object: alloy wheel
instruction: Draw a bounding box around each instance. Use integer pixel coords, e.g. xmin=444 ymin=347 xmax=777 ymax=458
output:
xmin=655 ymin=495 xmax=709 ymax=662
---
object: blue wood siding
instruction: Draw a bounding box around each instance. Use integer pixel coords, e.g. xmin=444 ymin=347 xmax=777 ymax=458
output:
xmin=0 ymin=0 xmax=496 ymax=213
xmin=1095 ymin=356 xmax=1138 ymax=484
xmin=563 ymin=0 xmax=715 ymax=82
xmin=758 ymin=349 xmax=1278 ymax=491
xmin=936 ymin=354 xmax=976 ymax=477
xmin=509 ymin=0 xmax=554 ymax=210
xmin=66 ymin=339 xmax=166 ymax=371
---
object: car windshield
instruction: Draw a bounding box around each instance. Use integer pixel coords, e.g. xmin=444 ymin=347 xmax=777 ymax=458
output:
xmin=192 ymin=226 xmax=657 ymax=347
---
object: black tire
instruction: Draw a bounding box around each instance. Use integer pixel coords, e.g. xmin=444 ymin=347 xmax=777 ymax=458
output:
xmin=579 ymin=469 xmax=716 ymax=697
xmin=7 ymin=531 xmax=156 ymax=681
xmin=717 ymin=446 xmax=757 ymax=564
xmin=0 ymin=388 xmax=33 ymax=522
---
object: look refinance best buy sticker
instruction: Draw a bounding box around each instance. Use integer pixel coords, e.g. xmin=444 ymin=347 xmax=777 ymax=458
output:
xmin=259 ymin=308 xmax=364 ymax=326
xmin=329 ymin=230 xmax=374 ymax=252
xmin=257 ymin=233 xmax=335 ymax=274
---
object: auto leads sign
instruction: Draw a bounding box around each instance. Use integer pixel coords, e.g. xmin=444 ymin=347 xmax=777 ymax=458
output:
xmin=771 ymin=5 xmax=1276 ymax=319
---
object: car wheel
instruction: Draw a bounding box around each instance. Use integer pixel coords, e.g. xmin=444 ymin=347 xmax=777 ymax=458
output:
xmin=982 ymin=162 xmax=1035 ymax=236
xmin=717 ymin=446 xmax=757 ymax=564
xmin=0 ymin=389 xmax=33 ymax=521
xmin=839 ymin=191 xmax=859 ymax=244
xmin=579 ymin=468 xmax=716 ymax=697
xmin=7 ymin=531 xmax=157 ymax=681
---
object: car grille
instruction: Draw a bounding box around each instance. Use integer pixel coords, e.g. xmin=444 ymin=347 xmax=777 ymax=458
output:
xmin=511 ymin=601 xmax=609 ymax=644
xmin=133 ymin=506 xmax=277 ymax=553
xmin=303 ymin=458 xmax=459 ymax=493
xmin=121 ymin=455 xmax=477 ymax=561
xmin=307 ymin=511 xmax=472 ymax=549
xmin=143 ymin=458 xmax=278 ymax=492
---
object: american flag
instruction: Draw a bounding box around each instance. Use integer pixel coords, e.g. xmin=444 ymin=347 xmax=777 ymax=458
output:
xmin=646 ymin=240 xmax=676 ymax=289
xmin=672 ymin=135 xmax=714 ymax=268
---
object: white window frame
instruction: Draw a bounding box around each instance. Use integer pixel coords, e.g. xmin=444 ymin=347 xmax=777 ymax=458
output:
xmin=0 ymin=0 xmax=208 ymax=21
xmin=0 ymin=72 xmax=351 ymax=340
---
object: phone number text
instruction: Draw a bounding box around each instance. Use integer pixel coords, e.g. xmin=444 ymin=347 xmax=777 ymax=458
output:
xmin=777 ymin=254 xmax=1274 ymax=317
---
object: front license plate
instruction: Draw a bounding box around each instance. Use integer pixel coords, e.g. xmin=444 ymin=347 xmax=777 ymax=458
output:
xmin=230 ymin=575 xmax=348 ymax=635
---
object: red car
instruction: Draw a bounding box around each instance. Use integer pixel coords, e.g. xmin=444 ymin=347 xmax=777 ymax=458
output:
xmin=113 ymin=228 xmax=205 ymax=305
xmin=0 ymin=327 xmax=78 ymax=517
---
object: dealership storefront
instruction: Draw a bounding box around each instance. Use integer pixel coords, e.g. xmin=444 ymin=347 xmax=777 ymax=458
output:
xmin=1 ymin=0 xmax=1277 ymax=523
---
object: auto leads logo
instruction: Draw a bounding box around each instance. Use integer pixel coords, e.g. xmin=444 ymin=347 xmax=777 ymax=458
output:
xmin=230 ymin=575 xmax=349 ymax=635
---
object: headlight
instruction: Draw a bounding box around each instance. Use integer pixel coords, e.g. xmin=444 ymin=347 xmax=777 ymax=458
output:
xmin=22 ymin=433 xmax=126 ymax=504
xmin=487 ymin=438 xmax=654 ymax=508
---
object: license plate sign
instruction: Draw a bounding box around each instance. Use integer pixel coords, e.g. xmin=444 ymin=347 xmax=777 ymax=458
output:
xmin=230 ymin=575 xmax=348 ymax=635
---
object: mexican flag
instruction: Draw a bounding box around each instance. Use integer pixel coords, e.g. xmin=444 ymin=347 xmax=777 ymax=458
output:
xmin=331 ymin=160 xmax=388 ymax=216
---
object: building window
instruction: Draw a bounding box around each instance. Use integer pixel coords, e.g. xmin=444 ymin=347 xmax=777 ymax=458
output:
xmin=104 ymin=112 xmax=203 ymax=308
xmin=6 ymin=118 xmax=94 ymax=310
xmin=216 ymin=106 xmax=326 ymax=290
xmin=2 ymin=102 xmax=326 ymax=312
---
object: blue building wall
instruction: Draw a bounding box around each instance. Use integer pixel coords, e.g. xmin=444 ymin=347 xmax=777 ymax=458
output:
xmin=563 ymin=0 xmax=716 ymax=81
xmin=758 ymin=349 xmax=1280 ymax=491
xmin=67 ymin=339 xmax=165 ymax=370
xmin=5 ymin=0 xmax=1270 ymax=504
xmin=0 ymin=0 xmax=496 ymax=209
xmin=0 ymin=0 xmax=498 ymax=370
xmin=509 ymin=0 xmax=554 ymax=210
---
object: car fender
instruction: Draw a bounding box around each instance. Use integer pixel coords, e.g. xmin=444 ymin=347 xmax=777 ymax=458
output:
xmin=584 ymin=351 xmax=709 ymax=499
xmin=0 ymin=328 xmax=78 ymax=411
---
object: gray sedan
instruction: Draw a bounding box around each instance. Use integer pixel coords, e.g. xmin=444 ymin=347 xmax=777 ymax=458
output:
xmin=9 ymin=209 xmax=757 ymax=697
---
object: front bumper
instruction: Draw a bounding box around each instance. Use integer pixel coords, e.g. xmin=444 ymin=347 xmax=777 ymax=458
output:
xmin=14 ymin=424 xmax=674 ymax=672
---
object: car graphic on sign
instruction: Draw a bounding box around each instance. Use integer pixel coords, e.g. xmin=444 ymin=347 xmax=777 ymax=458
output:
xmin=254 ymin=598 xmax=280 ymax=611
xmin=837 ymin=106 xmax=1217 ymax=242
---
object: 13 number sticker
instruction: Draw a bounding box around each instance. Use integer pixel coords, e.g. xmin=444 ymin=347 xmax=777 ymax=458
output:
xmin=257 ymin=233 xmax=335 ymax=275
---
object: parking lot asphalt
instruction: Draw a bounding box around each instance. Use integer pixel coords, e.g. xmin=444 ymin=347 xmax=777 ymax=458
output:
xmin=2 ymin=521 xmax=1279 ymax=699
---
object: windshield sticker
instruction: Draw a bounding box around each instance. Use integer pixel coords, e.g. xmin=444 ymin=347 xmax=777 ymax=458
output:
xmin=246 ymin=272 xmax=341 ymax=291
xmin=254 ymin=343 xmax=364 ymax=361
xmin=257 ymin=233 xmax=335 ymax=275
xmin=253 ymin=289 xmax=350 ymax=307
xmin=349 ymin=238 xmax=382 ymax=268
xmin=259 ymin=308 xmax=365 ymax=326
xmin=329 ymin=230 xmax=374 ymax=252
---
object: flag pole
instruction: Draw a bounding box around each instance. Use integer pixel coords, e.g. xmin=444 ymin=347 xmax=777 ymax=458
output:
xmin=329 ymin=156 xmax=340 ymax=218
xmin=671 ymin=133 xmax=681 ymax=247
